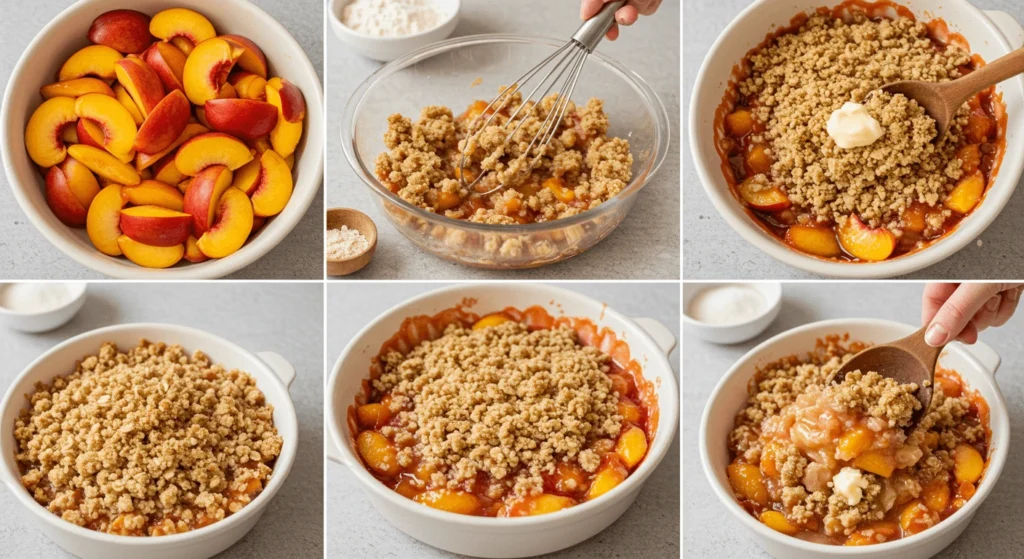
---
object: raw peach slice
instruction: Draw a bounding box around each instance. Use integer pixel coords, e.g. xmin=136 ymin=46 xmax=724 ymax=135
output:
xmin=170 ymin=38 xmax=195 ymax=56
xmin=785 ymin=225 xmax=842 ymax=258
xmin=838 ymin=215 xmax=896 ymax=262
xmin=232 ymin=159 xmax=261 ymax=195
xmin=117 ymin=235 xmax=184 ymax=268
xmin=150 ymin=8 xmax=216 ymax=47
xmin=177 ymin=178 xmax=192 ymax=195
xmin=68 ymin=144 xmax=141 ymax=186
xmin=75 ymin=120 xmax=105 ymax=150
xmin=88 ymin=10 xmax=152 ymax=54
xmin=61 ymin=125 xmax=79 ymax=144
xmin=183 ymin=38 xmax=243 ymax=106
xmin=230 ymin=72 xmax=267 ymax=101
xmin=120 ymin=205 xmax=191 ymax=246
xmin=204 ymin=99 xmax=278 ymax=141
xmin=60 ymin=156 xmax=101 ymax=208
xmin=87 ymin=184 xmax=126 ymax=256
xmin=113 ymin=84 xmax=145 ymax=126
xmin=265 ymin=77 xmax=304 ymax=157
xmin=135 ymin=90 xmax=190 ymax=154
xmin=174 ymin=132 xmax=253 ymax=176
xmin=248 ymin=150 xmax=293 ymax=217
xmin=945 ymin=171 xmax=985 ymax=214
xmin=217 ymin=82 xmax=238 ymax=99
xmin=285 ymin=154 xmax=295 ymax=170
xmin=25 ymin=97 xmax=78 ymax=167
xmin=194 ymin=105 xmax=212 ymax=129
xmin=74 ymin=93 xmax=138 ymax=158
xmin=114 ymin=57 xmax=165 ymax=117
xmin=40 ymin=78 xmax=115 ymax=100
xmin=251 ymin=215 xmax=267 ymax=234
xmin=136 ymin=123 xmax=207 ymax=170
xmin=221 ymin=35 xmax=268 ymax=78
xmin=184 ymin=164 xmax=234 ymax=235
xmin=58 ymin=45 xmax=123 ymax=81
xmin=183 ymin=235 xmax=209 ymax=263
xmin=737 ymin=177 xmax=790 ymax=212
xmin=121 ymin=180 xmax=185 ymax=211
xmin=45 ymin=166 xmax=89 ymax=227
xmin=196 ymin=187 xmax=253 ymax=258
xmin=506 ymin=494 xmax=576 ymax=517
xmin=152 ymin=154 xmax=188 ymax=186
xmin=141 ymin=41 xmax=187 ymax=92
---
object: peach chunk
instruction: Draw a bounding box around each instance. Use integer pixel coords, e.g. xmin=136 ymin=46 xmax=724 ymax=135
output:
xmin=922 ymin=479 xmax=950 ymax=512
xmin=117 ymin=235 xmax=184 ymax=268
xmin=899 ymin=500 xmax=938 ymax=536
xmin=760 ymin=511 xmax=799 ymax=535
xmin=184 ymin=165 xmax=234 ymax=235
xmin=58 ymin=45 xmax=124 ymax=81
xmin=837 ymin=215 xmax=896 ymax=262
xmin=414 ymin=490 xmax=482 ymax=515
xmin=507 ymin=494 xmax=576 ymax=517
xmin=183 ymin=235 xmax=209 ymax=263
xmin=618 ymin=399 xmax=642 ymax=424
xmin=136 ymin=122 xmax=207 ymax=170
xmin=953 ymin=444 xmax=984 ymax=484
xmin=543 ymin=177 xmax=575 ymax=203
xmin=836 ymin=426 xmax=874 ymax=460
xmin=901 ymin=202 xmax=928 ymax=234
xmin=152 ymin=155 xmax=188 ymax=186
xmin=196 ymin=187 xmax=253 ymax=258
xmin=356 ymin=403 xmax=390 ymax=430
xmin=785 ymin=225 xmax=842 ymax=258
xmin=218 ymin=82 xmax=238 ymax=99
xmin=135 ymin=90 xmax=191 ymax=154
xmin=545 ymin=462 xmax=586 ymax=494
xmin=120 ymin=205 xmax=191 ymax=246
xmin=74 ymin=93 xmax=138 ymax=158
xmin=221 ymin=35 xmax=268 ymax=78
xmin=183 ymin=38 xmax=243 ymax=106
xmin=265 ymin=77 xmax=305 ymax=157
xmin=175 ymin=132 xmax=253 ymax=176
xmin=473 ymin=314 xmax=511 ymax=330
xmin=956 ymin=144 xmax=982 ymax=175
xmin=150 ymin=8 xmax=216 ymax=47
xmin=86 ymin=184 xmax=126 ymax=256
xmin=88 ymin=10 xmax=152 ymax=54
xmin=59 ymin=156 xmax=102 ymax=209
xmin=945 ymin=171 xmax=985 ymax=214
xmin=587 ymin=458 xmax=629 ymax=501
xmin=853 ymin=450 xmax=895 ymax=478
xmin=204 ymin=99 xmax=279 ymax=140
xmin=232 ymin=159 xmax=262 ymax=195
xmin=745 ymin=144 xmax=773 ymax=176
xmin=737 ymin=177 xmax=790 ymax=212
xmin=615 ymin=426 xmax=648 ymax=469
xmin=965 ymin=113 xmax=995 ymax=143
xmin=725 ymin=109 xmax=754 ymax=137
xmin=355 ymin=431 xmax=401 ymax=477
xmin=248 ymin=150 xmax=293 ymax=217
xmin=40 ymin=78 xmax=115 ymax=100
xmin=114 ymin=84 xmax=145 ymax=126
xmin=67 ymin=145 xmax=141 ymax=186
xmin=25 ymin=97 xmax=78 ymax=167
xmin=142 ymin=41 xmax=188 ymax=93
xmin=230 ymin=72 xmax=267 ymax=101
xmin=45 ymin=167 xmax=88 ymax=227
xmin=114 ymin=57 xmax=165 ymax=117
xmin=121 ymin=180 xmax=185 ymax=211
xmin=727 ymin=462 xmax=768 ymax=505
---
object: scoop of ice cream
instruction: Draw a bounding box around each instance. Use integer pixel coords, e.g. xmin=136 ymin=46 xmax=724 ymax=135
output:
xmin=827 ymin=102 xmax=884 ymax=149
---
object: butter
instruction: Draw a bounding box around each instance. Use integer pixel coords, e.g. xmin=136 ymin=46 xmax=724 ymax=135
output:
xmin=827 ymin=102 xmax=884 ymax=149
xmin=832 ymin=467 xmax=870 ymax=506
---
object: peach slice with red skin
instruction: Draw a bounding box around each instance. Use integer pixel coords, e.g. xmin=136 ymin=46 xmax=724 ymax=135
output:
xmin=68 ymin=144 xmax=141 ymax=186
xmin=59 ymin=156 xmax=101 ymax=209
xmin=266 ymin=78 xmax=304 ymax=157
xmin=248 ymin=150 xmax=293 ymax=217
xmin=87 ymin=184 xmax=126 ymax=256
xmin=171 ymin=38 xmax=195 ymax=56
xmin=135 ymin=90 xmax=190 ymax=154
xmin=838 ymin=215 xmax=896 ymax=262
xmin=113 ymin=84 xmax=145 ymax=126
xmin=221 ymin=35 xmax=268 ymax=78
xmin=150 ymin=8 xmax=216 ymax=48
xmin=121 ymin=180 xmax=185 ymax=211
xmin=114 ymin=57 xmax=165 ymax=117
xmin=136 ymin=123 xmax=207 ymax=170
xmin=196 ymin=187 xmax=253 ymax=258
xmin=184 ymin=164 xmax=234 ymax=235
xmin=142 ymin=41 xmax=188 ymax=93
xmin=737 ymin=177 xmax=790 ymax=212
xmin=74 ymin=93 xmax=138 ymax=158
xmin=183 ymin=38 xmax=244 ymax=106
xmin=152 ymin=154 xmax=188 ymax=186
xmin=120 ymin=205 xmax=192 ymax=246
xmin=117 ymin=235 xmax=184 ymax=268
xmin=174 ymin=132 xmax=253 ymax=176
xmin=40 ymin=78 xmax=115 ymax=100
xmin=25 ymin=97 xmax=78 ymax=167
xmin=232 ymin=158 xmax=261 ymax=195
xmin=230 ymin=72 xmax=267 ymax=101
xmin=785 ymin=225 xmax=842 ymax=258
xmin=184 ymin=235 xmax=209 ymax=263
xmin=58 ymin=45 xmax=124 ymax=81
xmin=204 ymin=99 xmax=278 ymax=140
xmin=76 ymin=120 xmax=105 ymax=150
xmin=217 ymin=82 xmax=238 ymax=99
xmin=88 ymin=10 xmax=153 ymax=54
xmin=45 ymin=167 xmax=89 ymax=227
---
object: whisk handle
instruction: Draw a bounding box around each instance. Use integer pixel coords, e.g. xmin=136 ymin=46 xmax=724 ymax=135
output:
xmin=573 ymin=0 xmax=627 ymax=52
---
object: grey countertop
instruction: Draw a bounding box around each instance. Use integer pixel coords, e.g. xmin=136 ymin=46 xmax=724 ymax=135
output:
xmin=682 ymin=282 xmax=1024 ymax=557
xmin=683 ymin=0 xmax=1024 ymax=279
xmin=326 ymin=0 xmax=680 ymax=280
xmin=325 ymin=282 xmax=680 ymax=558
xmin=0 ymin=0 xmax=324 ymax=280
xmin=0 ymin=282 xmax=324 ymax=558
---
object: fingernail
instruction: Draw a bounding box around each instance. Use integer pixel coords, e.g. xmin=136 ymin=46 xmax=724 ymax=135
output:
xmin=1009 ymin=288 xmax=1020 ymax=302
xmin=987 ymin=295 xmax=1002 ymax=312
xmin=926 ymin=323 xmax=948 ymax=346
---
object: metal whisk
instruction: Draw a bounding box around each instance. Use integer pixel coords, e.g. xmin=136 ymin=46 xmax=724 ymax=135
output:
xmin=458 ymin=1 xmax=627 ymax=195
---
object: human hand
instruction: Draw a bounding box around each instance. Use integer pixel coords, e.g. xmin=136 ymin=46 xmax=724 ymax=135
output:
xmin=580 ymin=0 xmax=663 ymax=41
xmin=921 ymin=283 xmax=1023 ymax=346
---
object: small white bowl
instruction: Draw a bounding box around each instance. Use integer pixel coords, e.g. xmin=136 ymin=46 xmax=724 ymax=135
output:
xmin=329 ymin=0 xmax=461 ymax=62
xmin=0 ymin=282 xmax=88 ymax=333
xmin=0 ymin=323 xmax=299 ymax=559
xmin=683 ymin=282 xmax=781 ymax=344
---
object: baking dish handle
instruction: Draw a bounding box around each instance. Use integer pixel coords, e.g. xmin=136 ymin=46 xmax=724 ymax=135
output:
xmin=257 ymin=352 xmax=296 ymax=390
xmin=985 ymin=10 xmax=1024 ymax=50
xmin=634 ymin=317 xmax=677 ymax=356
xmin=961 ymin=340 xmax=1002 ymax=376
xmin=326 ymin=435 xmax=353 ymax=467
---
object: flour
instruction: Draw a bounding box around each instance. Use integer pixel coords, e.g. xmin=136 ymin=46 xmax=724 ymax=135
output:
xmin=341 ymin=0 xmax=446 ymax=37
xmin=687 ymin=285 xmax=766 ymax=325
xmin=0 ymin=283 xmax=75 ymax=313
xmin=327 ymin=226 xmax=371 ymax=260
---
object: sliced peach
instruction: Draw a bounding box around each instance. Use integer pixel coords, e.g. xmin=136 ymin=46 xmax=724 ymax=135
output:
xmin=183 ymin=235 xmax=209 ymax=263
xmin=838 ymin=215 xmax=896 ymax=262
xmin=25 ymin=97 xmax=78 ymax=167
xmin=142 ymin=41 xmax=188 ymax=93
xmin=414 ymin=490 xmax=482 ymax=515
xmin=76 ymin=119 xmax=105 ymax=150
xmin=74 ymin=93 xmax=138 ymax=158
xmin=120 ymin=205 xmax=191 ymax=246
xmin=113 ymin=84 xmax=145 ymax=126
xmin=248 ymin=150 xmax=293 ymax=217
xmin=195 ymin=105 xmax=212 ymax=129
xmin=184 ymin=165 xmax=234 ymax=235
xmin=745 ymin=144 xmax=773 ymax=176
xmin=67 ymin=144 xmax=141 ymax=186
xmin=953 ymin=444 xmax=984 ymax=484
xmin=737 ymin=177 xmax=790 ymax=212
xmin=615 ymin=426 xmax=648 ymax=469
xmin=135 ymin=90 xmax=190 ymax=154
xmin=117 ymin=235 xmax=184 ymax=268
xmin=232 ymin=158 xmax=262 ymax=195
xmin=183 ymin=38 xmax=243 ymax=106
xmin=150 ymin=8 xmax=216 ymax=47
xmin=152 ymin=154 xmax=188 ymax=186
xmin=121 ymin=180 xmax=185 ymax=211
xmin=58 ymin=45 xmax=123 ymax=81
xmin=60 ymin=155 xmax=102 ymax=209
xmin=220 ymin=35 xmax=268 ymax=79
xmin=174 ymin=132 xmax=253 ymax=176
xmin=40 ymin=78 xmax=115 ymax=100
xmin=61 ymin=125 xmax=79 ymax=145
xmin=86 ymin=184 xmax=126 ymax=256
xmin=45 ymin=166 xmax=88 ymax=227
xmin=135 ymin=122 xmax=207 ymax=170
xmin=217 ymin=82 xmax=237 ymax=99
xmin=230 ymin=72 xmax=267 ymax=101
xmin=88 ymin=10 xmax=152 ymax=54
xmin=725 ymin=109 xmax=755 ymax=138
xmin=587 ymin=458 xmax=629 ymax=501
xmin=251 ymin=215 xmax=267 ymax=234
xmin=285 ymin=154 xmax=294 ymax=170
xmin=196 ymin=187 xmax=253 ymax=259
xmin=785 ymin=225 xmax=842 ymax=258
xmin=204 ymin=99 xmax=278 ymax=140
xmin=507 ymin=494 xmax=576 ymax=517
xmin=854 ymin=450 xmax=896 ymax=478
xmin=114 ymin=57 xmax=165 ymax=117
xmin=945 ymin=171 xmax=985 ymax=214
xmin=177 ymin=178 xmax=192 ymax=195
xmin=728 ymin=462 xmax=768 ymax=505
xmin=171 ymin=37 xmax=195 ymax=56
xmin=265 ymin=77 xmax=304 ymax=157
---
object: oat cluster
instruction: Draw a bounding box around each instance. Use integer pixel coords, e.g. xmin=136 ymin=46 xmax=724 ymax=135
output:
xmin=373 ymin=321 xmax=621 ymax=496
xmin=14 ymin=342 xmax=283 ymax=536
xmin=829 ymin=370 xmax=920 ymax=428
xmin=739 ymin=14 xmax=972 ymax=228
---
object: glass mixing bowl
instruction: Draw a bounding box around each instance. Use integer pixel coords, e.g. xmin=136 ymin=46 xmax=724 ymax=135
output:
xmin=341 ymin=34 xmax=670 ymax=269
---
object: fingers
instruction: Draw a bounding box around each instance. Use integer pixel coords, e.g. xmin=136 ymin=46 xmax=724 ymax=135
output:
xmin=922 ymin=283 xmax=959 ymax=326
xmin=925 ymin=283 xmax=1004 ymax=346
xmin=616 ymin=5 xmax=640 ymax=25
xmin=581 ymin=0 xmax=607 ymax=19
xmin=629 ymin=0 xmax=663 ymax=16
xmin=957 ymin=321 xmax=979 ymax=345
xmin=992 ymin=286 xmax=1023 ymax=327
xmin=605 ymin=22 xmax=620 ymax=40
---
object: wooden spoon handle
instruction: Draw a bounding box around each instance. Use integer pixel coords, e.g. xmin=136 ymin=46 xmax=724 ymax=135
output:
xmin=945 ymin=46 xmax=1024 ymax=107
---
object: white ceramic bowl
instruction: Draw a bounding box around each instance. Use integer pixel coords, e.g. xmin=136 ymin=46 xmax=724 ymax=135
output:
xmin=326 ymin=284 xmax=679 ymax=558
xmin=0 ymin=282 xmax=88 ymax=333
xmin=699 ymin=319 xmax=1010 ymax=558
xmin=683 ymin=282 xmax=781 ymax=344
xmin=329 ymin=0 xmax=461 ymax=62
xmin=688 ymin=0 xmax=1024 ymax=278
xmin=0 ymin=323 xmax=299 ymax=559
xmin=1 ymin=0 xmax=324 ymax=279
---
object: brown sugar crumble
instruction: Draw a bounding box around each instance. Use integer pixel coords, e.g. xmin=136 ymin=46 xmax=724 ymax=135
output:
xmin=13 ymin=341 xmax=283 ymax=536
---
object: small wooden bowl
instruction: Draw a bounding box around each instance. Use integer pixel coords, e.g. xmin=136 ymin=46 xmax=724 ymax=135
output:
xmin=326 ymin=208 xmax=377 ymax=277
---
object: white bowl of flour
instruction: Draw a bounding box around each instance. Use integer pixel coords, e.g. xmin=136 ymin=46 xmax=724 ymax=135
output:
xmin=329 ymin=0 xmax=460 ymax=62
xmin=0 ymin=282 xmax=87 ymax=333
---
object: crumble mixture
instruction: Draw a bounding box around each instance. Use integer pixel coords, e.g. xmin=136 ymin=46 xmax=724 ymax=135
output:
xmin=375 ymin=91 xmax=633 ymax=224
xmin=372 ymin=321 xmax=622 ymax=497
xmin=14 ymin=341 xmax=283 ymax=536
xmin=739 ymin=13 xmax=972 ymax=228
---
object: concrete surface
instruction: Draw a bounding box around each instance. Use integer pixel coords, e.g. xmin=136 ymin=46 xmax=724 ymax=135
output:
xmin=682 ymin=282 xmax=1024 ymax=557
xmin=0 ymin=0 xmax=324 ymax=279
xmin=0 ymin=282 xmax=324 ymax=558
xmin=683 ymin=0 xmax=1024 ymax=279
xmin=326 ymin=0 xmax=680 ymax=280
xmin=325 ymin=282 xmax=680 ymax=558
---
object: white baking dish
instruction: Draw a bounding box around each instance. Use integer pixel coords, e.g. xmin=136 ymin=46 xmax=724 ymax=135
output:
xmin=699 ymin=318 xmax=1010 ymax=558
xmin=0 ymin=323 xmax=299 ymax=559
xmin=325 ymin=284 xmax=679 ymax=558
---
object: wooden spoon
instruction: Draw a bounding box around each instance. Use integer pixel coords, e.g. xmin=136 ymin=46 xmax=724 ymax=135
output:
xmin=880 ymin=46 xmax=1024 ymax=139
xmin=829 ymin=325 xmax=945 ymax=429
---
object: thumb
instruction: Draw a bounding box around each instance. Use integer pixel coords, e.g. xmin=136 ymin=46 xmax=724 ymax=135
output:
xmin=925 ymin=283 xmax=1005 ymax=346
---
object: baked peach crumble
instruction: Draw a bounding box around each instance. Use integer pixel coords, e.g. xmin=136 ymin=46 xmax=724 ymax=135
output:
xmin=727 ymin=337 xmax=989 ymax=545
xmin=13 ymin=341 xmax=283 ymax=536
xmin=375 ymin=91 xmax=633 ymax=225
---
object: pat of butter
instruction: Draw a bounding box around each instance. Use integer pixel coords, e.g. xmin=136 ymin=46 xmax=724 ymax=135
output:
xmin=827 ymin=102 xmax=884 ymax=149
xmin=832 ymin=467 xmax=870 ymax=506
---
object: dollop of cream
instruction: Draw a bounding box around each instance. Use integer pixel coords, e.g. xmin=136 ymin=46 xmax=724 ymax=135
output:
xmin=827 ymin=102 xmax=884 ymax=149
xmin=832 ymin=467 xmax=871 ymax=506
